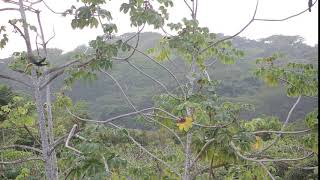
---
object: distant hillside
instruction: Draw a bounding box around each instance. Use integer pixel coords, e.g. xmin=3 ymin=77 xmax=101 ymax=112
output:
xmin=0 ymin=33 xmax=318 ymax=127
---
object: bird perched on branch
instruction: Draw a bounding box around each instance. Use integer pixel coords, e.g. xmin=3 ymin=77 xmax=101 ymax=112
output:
xmin=24 ymin=56 xmax=48 ymax=73
xmin=308 ymin=0 xmax=313 ymax=12
xmin=30 ymin=57 xmax=48 ymax=67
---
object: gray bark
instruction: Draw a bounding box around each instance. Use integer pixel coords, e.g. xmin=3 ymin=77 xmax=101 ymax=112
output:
xmin=18 ymin=0 xmax=57 ymax=179
xmin=46 ymin=77 xmax=59 ymax=179
xmin=183 ymin=53 xmax=197 ymax=180
xmin=37 ymin=9 xmax=59 ymax=178
xmin=32 ymin=71 xmax=56 ymax=180
xmin=183 ymin=132 xmax=192 ymax=180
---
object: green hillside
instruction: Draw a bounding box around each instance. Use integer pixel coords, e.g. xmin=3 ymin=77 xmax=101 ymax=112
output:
xmin=0 ymin=33 xmax=318 ymax=126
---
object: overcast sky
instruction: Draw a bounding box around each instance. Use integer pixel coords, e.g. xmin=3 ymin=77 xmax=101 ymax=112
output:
xmin=0 ymin=0 xmax=318 ymax=58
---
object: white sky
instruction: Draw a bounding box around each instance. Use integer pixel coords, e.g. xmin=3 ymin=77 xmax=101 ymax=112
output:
xmin=0 ymin=0 xmax=318 ymax=58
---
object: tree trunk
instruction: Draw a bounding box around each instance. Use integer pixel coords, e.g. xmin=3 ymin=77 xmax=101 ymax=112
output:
xmin=17 ymin=0 xmax=58 ymax=179
xmin=46 ymin=79 xmax=59 ymax=179
xmin=183 ymin=132 xmax=192 ymax=180
xmin=32 ymin=70 xmax=57 ymax=180
xmin=183 ymin=53 xmax=197 ymax=179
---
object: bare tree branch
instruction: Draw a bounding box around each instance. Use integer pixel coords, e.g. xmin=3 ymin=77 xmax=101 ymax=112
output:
xmin=8 ymin=20 xmax=27 ymax=43
xmin=66 ymin=106 xmax=155 ymax=124
xmin=0 ymin=145 xmax=42 ymax=153
xmin=254 ymin=0 xmax=318 ymax=21
xmin=183 ymin=0 xmax=193 ymax=14
xmin=1 ymin=0 xmax=37 ymax=12
xmin=189 ymin=138 xmax=215 ymax=169
xmin=99 ymin=68 xmax=184 ymax=149
xmin=199 ymin=0 xmax=259 ymax=55
xmin=49 ymin=128 xmax=83 ymax=154
xmin=141 ymin=113 xmax=177 ymax=122
xmin=99 ymin=68 xmax=140 ymax=112
xmin=66 ymin=105 xmax=181 ymax=141
xmin=192 ymin=121 xmax=233 ymax=129
xmin=230 ymin=141 xmax=313 ymax=162
xmin=101 ymin=155 xmax=110 ymax=175
xmin=41 ymin=0 xmax=65 ymax=15
xmin=255 ymin=96 xmax=302 ymax=155
xmin=0 ymin=7 xmax=20 ymax=11
xmin=200 ymin=0 xmax=318 ymax=55
xmin=0 ymin=156 xmax=44 ymax=165
xmin=66 ymin=100 xmax=184 ymax=176
xmin=29 ymin=0 xmax=43 ymax=6
xmin=205 ymin=59 xmax=218 ymax=67
xmin=127 ymin=44 xmax=186 ymax=99
xmin=300 ymin=166 xmax=318 ymax=170
xmin=258 ymin=162 xmax=276 ymax=180
xmin=143 ymin=114 xmax=184 ymax=147
xmin=125 ymin=60 xmax=181 ymax=100
xmin=43 ymin=59 xmax=79 ymax=76
xmin=23 ymin=124 xmax=41 ymax=145
xmin=65 ymin=124 xmax=82 ymax=154
xmin=44 ymin=27 xmax=56 ymax=46
xmin=161 ymin=26 xmax=174 ymax=37
xmin=191 ymin=163 xmax=228 ymax=178
xmin=250 ymin=129 xmax=311 ymax=135
xmin=108 ymin=122 xmax=181 ymax=176
xmin=112 ymin=24 xmax=145 ymax=61
xmin=0 ymin=74 xmax=32 ymax=88
xmin=40 ymin=69 xmax=64 ymax=90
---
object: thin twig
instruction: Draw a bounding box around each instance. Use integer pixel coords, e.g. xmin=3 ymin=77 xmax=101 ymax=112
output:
xmin=23 ymin=124 xmax=41 ymax=145
xmin=299 ymin=166 xmax=318 ymax=170
xmin=112 ymin=24 xmax=145 ymax=61
xmin=200 ymin=0 xmax=318 ymax=55
xmin=258 ymin=162 xmax=276 ymax=180
xmin=125 ymin=60 xmax=181 ymax=100
xmin=127 ymin=44 xmax=186 ymax=99
xmin=230 ymin=141 xmax=313 ymax=162
xmin=41 ymin=0 xmax=65 ymax=15
xmin=199 ymin=0 xmax=259 ymax=55
xmin=250 ymin=129 xmax=311 ymax=135
xmin=99 ymin=68 xmax=184 ymax=148
xmin=189 ymin=138 xmax=215 ymax=169
xmin=254 ymin=0 xmax=318 ymax=21
xmin=143 ymin=115 xmax=184 ymax=147
xmin=8 ymin=20 xmax=27 ymax=43
xmin=29 ymin=0 xmax=43 ymax=6
xmin=108 ymin=122 xmax=181 ymax=176
xmin=99 ymin=68 xmax=139 ymax=112
xmin=183 ymin=0 xmax=193 ymax=14
xmin=66 ymin=106 xmax=155 ymax=124
xmin=255 ymin=96 xmax=302 ymax=155
xmin=192 ymin=121 xmax=233 ymax=129
xmin=44 ymin=27 xmax=56 ymax=46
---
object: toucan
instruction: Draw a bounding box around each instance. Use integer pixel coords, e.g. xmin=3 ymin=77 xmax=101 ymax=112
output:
xmin=31 ymin=57 xmax=48 ymax=66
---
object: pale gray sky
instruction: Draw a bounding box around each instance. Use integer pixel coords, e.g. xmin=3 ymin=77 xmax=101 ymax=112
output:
xmin=0 ymin=0 xmax=318 ymax=58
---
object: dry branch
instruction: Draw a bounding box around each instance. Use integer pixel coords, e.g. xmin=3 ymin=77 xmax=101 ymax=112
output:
xmin=65 ymin=124 xmax=82 ymax=154
xmin=0 ymin=156 xmax=44 ymax=165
